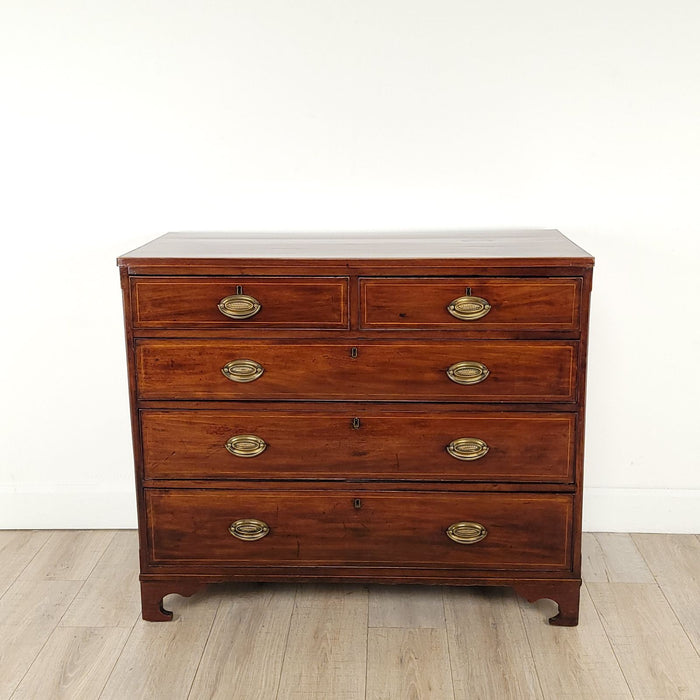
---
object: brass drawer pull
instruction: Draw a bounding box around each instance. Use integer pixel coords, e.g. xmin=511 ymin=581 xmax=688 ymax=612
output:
xmin=218 ymin=294 xmax=261 ymax=319
xmin=446 ymin=521 xmax=488 ymax=544
xmin=225 ymin=434 xmax=267 ymax=458
xmin=446 ymin=361 xmax=490 ymax=385
xmin=221 ymin=359 xmax=264 ymax=383
xmin=447 ymin=437 xmax=489 ymax=461
xmin=447 ymin=295 xmax=491 ymax=320
xmin=229 ymin=519 xmax=270 ymax=541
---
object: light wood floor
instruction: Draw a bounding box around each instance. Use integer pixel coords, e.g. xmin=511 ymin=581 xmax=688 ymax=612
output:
xmin=0 ymin=531 xmax=698 ymax=699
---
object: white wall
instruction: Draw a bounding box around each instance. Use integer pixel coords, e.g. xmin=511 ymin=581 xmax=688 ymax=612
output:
xmin=1 ymin=1 xmax=698 ymax=532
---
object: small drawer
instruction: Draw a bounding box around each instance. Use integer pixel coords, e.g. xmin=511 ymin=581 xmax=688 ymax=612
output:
xmin=146 ymin=489 xmax=573 ymax=570
xmin=131 ymin=276 xmax=349 ymax=329
xmin=360 ymin=277 xmax=582 ymax=331
xmin=136 ymin=340 xmax=577 ymax=402
xmin=141 ymin=408 xmax=575 ymax=482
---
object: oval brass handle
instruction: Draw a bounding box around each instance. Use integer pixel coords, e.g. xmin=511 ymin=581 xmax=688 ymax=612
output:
xmin=218 ymin=294 xmax=261 ymax=319
xmin=447 ymin=295 xmax=491 ymax=321
xmin=229 ymin=519 xmax=270 ymax=541
xmin=446 ymin=361 xmax=490 ymax=385
xmin=446 ymin=521 xmax=488 ymax=544
xmin=221 ymin=359 xmax=264 ymax=383
xmin=225 ymin=434 xmax=267 ymax=458
xmin=446 ymin=437 xmax=489 ymax=461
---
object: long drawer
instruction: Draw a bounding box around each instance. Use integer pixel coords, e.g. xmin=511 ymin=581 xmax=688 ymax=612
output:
xmin=146 ymin=488 xmax=573 ymax=570
xmin=131 ymin=276 xmax=349 ymax=329
xmin=135 ymin=340 xmax=577 ymax=402
xmin=141 ymin=409 xmax=576 ymax=482
xmin=360 ymin=277 xmax=582 ymax=331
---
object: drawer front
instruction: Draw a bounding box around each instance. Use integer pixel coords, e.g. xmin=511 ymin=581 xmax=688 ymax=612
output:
xmin=146 ymin=489 xmax=573 ymax=570
xmin=142 ymin=409 xmax=575 ymax=482
xmin=136 ymin=340 xmax=577 ymax=402
xmin=131 ymin=276 xmax=349 ymax=329
xmin=360 ymin=277 xmax=582 ymax=331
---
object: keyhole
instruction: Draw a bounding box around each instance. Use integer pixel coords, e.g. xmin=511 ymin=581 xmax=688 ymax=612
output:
xmin=465 ymin=287 xmax=472 ymax=296
xmin=354 ymin=498 xmax=362 ymax=509
xmin=352 ymin=417 xmax=361 ymax=429
xmin=236 ymin=285 xmax=243 ymax=294
xmin=350 ymin=347 xmax=358 ymax=358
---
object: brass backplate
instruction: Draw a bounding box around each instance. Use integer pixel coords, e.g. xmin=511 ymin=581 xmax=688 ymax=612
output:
xmin=218 ymin=294 xmax=261 ymax=319
xmin=446 ymin=361 xmax=490 ymax=385
xmin=225 ymin=434 xmax=267 ymax=458
xmin=447 ymin=295 xmax=491 ymax=321
xmin=229 ymin=519 xmax=270 ymax=541
xmin=446 ymin=437 xmax=490 ymax=461
xmin=221 ymin=359 xmax=264 ymax=383
xmin=446 ymin=521 xmax=488 ymax=544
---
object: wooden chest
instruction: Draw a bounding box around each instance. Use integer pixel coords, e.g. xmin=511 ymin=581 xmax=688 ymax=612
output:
xmin=118 ymin=230 xmax=593 ymax=625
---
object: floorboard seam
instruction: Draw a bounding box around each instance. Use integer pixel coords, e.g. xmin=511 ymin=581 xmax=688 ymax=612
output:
xmin=517 ymin=590 xmax=547 ymax=700
xmin=584 ymin=581 xmax=637 ymax=699
xmin=364 ymin=585 xmax=370 ymax=700
xmin=273 ymin=583 xmax=298 ymax=700
xmin=6 ymin=581 xmax=83 ymax=700
xmin=441 ymin=588 xmax=459 ymax=700
xmin=97 ymin=609 xmax=140 ymax=699
xmin=630 ymin=535 xmax=700 ymax=655
xmin=185 ymin=589 xmax=223 ymax=700
xmin=12 ymin=530 xmax=55 ymax=583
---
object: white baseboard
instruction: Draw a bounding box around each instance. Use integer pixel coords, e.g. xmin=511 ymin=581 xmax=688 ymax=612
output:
xmin=583 ymin=487 xmax=700 ymax=533
xmin=0 ymin=483 xmax=137 ymax=529
xmin=0 ymin=484 xmax=698 ymax=533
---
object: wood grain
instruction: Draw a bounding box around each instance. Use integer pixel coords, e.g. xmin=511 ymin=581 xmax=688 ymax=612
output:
xmin=276 ymin=585 xmax=367 ymax=700
xmin=118 ymin=229 xmax=593 ymax=263
xmin=633 ymin=534 xmax=700 ymax=653
xmin=0 ymin=579 xmax=81 ymax=697
xmin=581 ymin=532 xmax=606 ymax=582
xmin=582 ymin=533 xmax=654 ymax=583
xmin=587 ymin=583 xmax=700 ymax=698
xmin=99 ymin=591 xmax=220 ymax=700
xmin=188 ymin=583 xmax=295 ymax=699
xmin=366 ymin=628 xmax=454 ymax=700
xmin=360 ymin=277 xmax=582 ymax=331
xmin=142 ymin=409 xmax=576 ymax=482
xmin=0 ymin=578 xmax=11 ymax=598
xmin=0 ymin=529 xmax=51 ymax=579
xmin=132 ymin=275 xmax=348 ymax=329
xmin=444 ymin=586 xmax=542 ymax=699
xmin=11 ymin=626 xmax=129 ymax=699
xmin=145 ymin=489 xmax=574 ymax=570
xmin=519 ymin=584 xmax=631 ymax=698
xmin=18 ymin=530 xmax=114 ymax=581
xmin=60 ymin=530 xmax=140 ymax=628
xmin=135 ymin=339 xmax=578 ymax=402
xmin=369 ymin=584 xmax=446 ymax=629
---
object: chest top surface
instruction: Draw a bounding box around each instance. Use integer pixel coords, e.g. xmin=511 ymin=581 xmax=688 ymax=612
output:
xmin=118 ymin=230 xmax=593 ymax=265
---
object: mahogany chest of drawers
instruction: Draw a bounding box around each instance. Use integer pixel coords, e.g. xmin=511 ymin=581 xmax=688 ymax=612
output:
xmin=118 ymin=230 xmax=593 ymax=625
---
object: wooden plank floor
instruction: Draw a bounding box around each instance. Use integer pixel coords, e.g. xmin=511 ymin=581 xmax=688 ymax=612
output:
xmin=0 ymin=531 xmax=699 ymax=699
